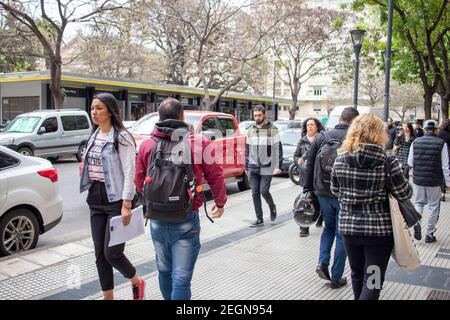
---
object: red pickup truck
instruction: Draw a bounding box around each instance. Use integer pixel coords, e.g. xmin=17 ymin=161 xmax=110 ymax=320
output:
xmin=129 ymin=111 xmax=250 ymax=191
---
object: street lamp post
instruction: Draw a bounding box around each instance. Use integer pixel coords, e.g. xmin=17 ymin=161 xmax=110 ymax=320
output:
xmin=350 ymin=29 xmax=366 ymax=110
xmin=383 ymin=0 xmax=394 ymax=122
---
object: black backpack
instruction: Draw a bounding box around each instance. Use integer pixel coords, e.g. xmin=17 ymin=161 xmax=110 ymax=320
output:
xmin=143 ymin=132 xmax=196 ymax=222
xmin=314 ymin=131 xmax=342 ymax=196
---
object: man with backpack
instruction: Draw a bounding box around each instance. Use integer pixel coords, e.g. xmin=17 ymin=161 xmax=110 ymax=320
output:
xmin=135 ymin=98 xmax=227 ymax=300
xmin=303 ymin=107 xmax=359 ymax=289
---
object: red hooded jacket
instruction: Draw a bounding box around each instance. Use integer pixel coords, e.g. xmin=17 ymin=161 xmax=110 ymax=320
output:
xmin=135 ymin=120 xmax=227 ymax=211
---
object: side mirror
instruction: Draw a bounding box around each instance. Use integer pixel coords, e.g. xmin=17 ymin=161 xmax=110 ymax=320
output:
xmin=38 ymin=127 xmax=46 ymax=134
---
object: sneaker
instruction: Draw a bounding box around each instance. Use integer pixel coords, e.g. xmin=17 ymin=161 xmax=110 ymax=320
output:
xmin=250 ymin=218 xmax=264 ymax=227
xmin=299 ymin=227 xmax=310 ymax=237
xmin=414 ymin=224 xmax=422 ymax=241
xmin=270 ymin=206 xmax=277 ymax=221
xmin=315 ymin=264 xmax=331 ymax=281
xmin=425 ymin=234 xmax=437 ymax=243
xmin=132 ymin=278 xmax=145 ymax=300
xmin=329 ymin=277 xmax=347 ymax=289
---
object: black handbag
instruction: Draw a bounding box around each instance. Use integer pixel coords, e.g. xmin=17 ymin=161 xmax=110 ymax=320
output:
xmin=385 ymin=156 xmax=421 ymax=228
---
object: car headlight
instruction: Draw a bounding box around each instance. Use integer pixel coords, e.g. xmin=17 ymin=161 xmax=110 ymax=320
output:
xmin=0 ymin=137 xmax=14 ymax=145
xmin=284 ymin=156 xmax=294 ymax=162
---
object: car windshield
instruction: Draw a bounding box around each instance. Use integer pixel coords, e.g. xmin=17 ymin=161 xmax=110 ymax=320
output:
xmin=280 ymin=132 xmax=300 ymax=146
xmin=4 ymin=116 xmax=41 ymax=133
xmin=129 ymin=114 xmax=201 ymax=136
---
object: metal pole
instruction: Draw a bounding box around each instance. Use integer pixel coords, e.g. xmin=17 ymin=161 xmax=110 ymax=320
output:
xmin=272 ymin=59 xmax=276 ymax=120
xmin=353 ymin=56 xmax=360 ymax=109
xmin=384 ymin=0 xmax=394 ymax=122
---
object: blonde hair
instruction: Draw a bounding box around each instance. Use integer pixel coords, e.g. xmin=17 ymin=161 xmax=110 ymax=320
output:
xmin=339 ymin=113 xmax=388 ymax=154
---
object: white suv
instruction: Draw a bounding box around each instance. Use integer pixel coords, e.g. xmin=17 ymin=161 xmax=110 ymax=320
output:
xmin=0 ymin=109 xmax=92 ymax=161
xmin=0 ymin=146 xmax=63 ymax=256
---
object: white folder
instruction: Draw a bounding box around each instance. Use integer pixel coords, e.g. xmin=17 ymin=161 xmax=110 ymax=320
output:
xmin=109 ymin=205 xmax=145 ymax=247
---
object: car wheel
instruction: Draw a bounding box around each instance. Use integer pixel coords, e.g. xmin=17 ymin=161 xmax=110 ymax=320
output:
xmin=76 ymin=143 xmax=86 ymax=162
xmin=17 ymin=147 xmax=33 ymax=157
xmin=237 ymin=171 xmax=251 ymax=191
xmin=0 ymin=208 xmax=39 ymax=257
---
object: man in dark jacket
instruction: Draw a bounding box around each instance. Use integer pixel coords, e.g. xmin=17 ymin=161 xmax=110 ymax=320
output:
xmin=135 ymin=98 xmax=227 ymax=300
xmin=303 ymin=106 xmax=359 ymax=289
xmin=415 ymin=120 xmax=424 ymax=138
xmin=438 ymin=119 xmax=450 ymax=201
xmin=386 ymin=117 xmax=397 ymax=154
xmin=408 ymin=119 xmax=450 ymax=243
xmin=245 ymin=105 xmax=283 ymax=227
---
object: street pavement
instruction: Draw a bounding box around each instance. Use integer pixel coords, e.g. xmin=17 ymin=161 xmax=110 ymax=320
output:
xmin=1 ymin=175 xmax=450 ymax=300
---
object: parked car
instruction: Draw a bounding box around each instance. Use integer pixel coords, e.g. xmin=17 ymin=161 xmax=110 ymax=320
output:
xmin=278 ymin=129 xmax=301 ymax=174
xmin=0 ymin=109 xmax=92 ymax=162
xmin=238 ymin=120 xmax=255 ymax=136
xmin=129 ymin=111 xmax=250 ymax=191
xmin=0 ymin=146 xmax=63 ymax=256
xmin=274 ymin=119 xmax=303 ymax=132
xmin=122 ymin=121 xmax=136 ymax=129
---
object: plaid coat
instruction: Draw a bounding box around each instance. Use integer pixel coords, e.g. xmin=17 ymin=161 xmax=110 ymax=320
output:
xmin=330 ymin=144 xmax=413 ymax=237
xmin=394 ymin=135 xmax=413 ymax=167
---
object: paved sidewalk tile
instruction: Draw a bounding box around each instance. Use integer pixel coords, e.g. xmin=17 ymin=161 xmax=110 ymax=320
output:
xmin=49 ymin=243 xmax=93 ymax=258
xmin=0 ymin=258 xmax=42 ymax=278
xmin=21 ymin=250 xmax=69 ymax=267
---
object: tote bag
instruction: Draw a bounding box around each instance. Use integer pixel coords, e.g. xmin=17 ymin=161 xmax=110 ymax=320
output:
xmin=389 ymin=195 xmax=421 ymax=269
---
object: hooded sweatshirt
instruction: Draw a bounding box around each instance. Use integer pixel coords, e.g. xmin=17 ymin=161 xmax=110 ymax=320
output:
xmin=330 ymin=144 xmax=412 ymax=237
xmin=135 ymin=119 xmax=227 ymax=211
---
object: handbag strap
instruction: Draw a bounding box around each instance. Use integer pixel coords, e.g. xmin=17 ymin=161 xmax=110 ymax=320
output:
xmin=384 ymin=154 xmax=392 ymax=195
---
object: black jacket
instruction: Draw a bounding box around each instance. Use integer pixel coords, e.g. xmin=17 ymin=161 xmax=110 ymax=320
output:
xmin=438 ymin=128 xmax=450 ymax=156
xmin=304 ymin=123 xmax=349 ymax=196
xmin=411 ymin=132 xmax=445 ymax=187
xmin=293 ymin=135 xmax=312 ymax=164
xmin=386 ymin=126 xmax=397 ymax=149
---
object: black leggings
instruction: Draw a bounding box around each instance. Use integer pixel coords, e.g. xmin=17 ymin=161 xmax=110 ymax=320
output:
xmin=342 ymin=235 xmax=393 ymax=300
xmin=87 ymin=181 xmax=136 ymax=291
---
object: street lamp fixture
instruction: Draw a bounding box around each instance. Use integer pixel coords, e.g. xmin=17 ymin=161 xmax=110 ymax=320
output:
xmin=350 ymin=29 xmax=366 ymax=109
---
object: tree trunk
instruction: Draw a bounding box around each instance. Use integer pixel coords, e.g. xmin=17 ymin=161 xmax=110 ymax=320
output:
xmin=423 ymin=90 xmax=433 ymax=120
xmin=202 ymin=94 xmax=212 ymax=111
xmin=289 ymin=96 xmax=297 ymax=120
xmin=49 ymin=56 xmax=65 ymax=109
xmin=441 ymin=94 xmax=449 ymax=120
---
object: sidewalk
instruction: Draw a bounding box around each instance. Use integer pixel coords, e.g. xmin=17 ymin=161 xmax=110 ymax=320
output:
xmin=1 ymin=179 xmax=449 ymax=300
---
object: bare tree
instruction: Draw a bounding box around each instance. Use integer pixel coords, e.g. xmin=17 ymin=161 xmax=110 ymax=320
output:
xmin=163 ymin=0 xmax=278 ymax=110
xmin=390 ymin=82 xmax=424 ymax=123
xmin=141 ymin=0 xmax=196 ymax=85
xmin=0 ymin=8 xmax=41 ymax=72
xmin=267 ymin=1 xmax=348 ymax=119
xmin=0 ymin=0 xmax=130 ymax=108
xmin=66 ymin=4 xmax=165 ymax=82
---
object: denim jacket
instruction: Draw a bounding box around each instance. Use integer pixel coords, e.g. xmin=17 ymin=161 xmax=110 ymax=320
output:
xmin=80 ymin=127 xmax=136 ymax=202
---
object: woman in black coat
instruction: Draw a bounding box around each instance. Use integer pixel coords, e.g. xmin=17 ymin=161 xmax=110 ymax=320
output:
xmin=294 ymin=117 xmax=324 ymax=237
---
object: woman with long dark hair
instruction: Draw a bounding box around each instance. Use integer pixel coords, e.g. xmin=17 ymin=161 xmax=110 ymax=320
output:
xmin=79 ymin=93 xmax=145 ymax=300
xmin=393 ymin=122 xmax=416 ymax=179
xmin=294 ymin=117 xmax=324 ymax=237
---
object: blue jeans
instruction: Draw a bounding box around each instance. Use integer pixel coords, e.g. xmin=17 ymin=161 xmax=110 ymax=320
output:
xmin=317 ymin=196 xmax=347 ymax=281
xmin=150 ymin=211 xmax=201 ymax=300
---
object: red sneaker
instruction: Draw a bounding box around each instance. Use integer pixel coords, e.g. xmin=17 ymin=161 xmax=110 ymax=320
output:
xmin=132 ymin=278 xmax=145 ymax=300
